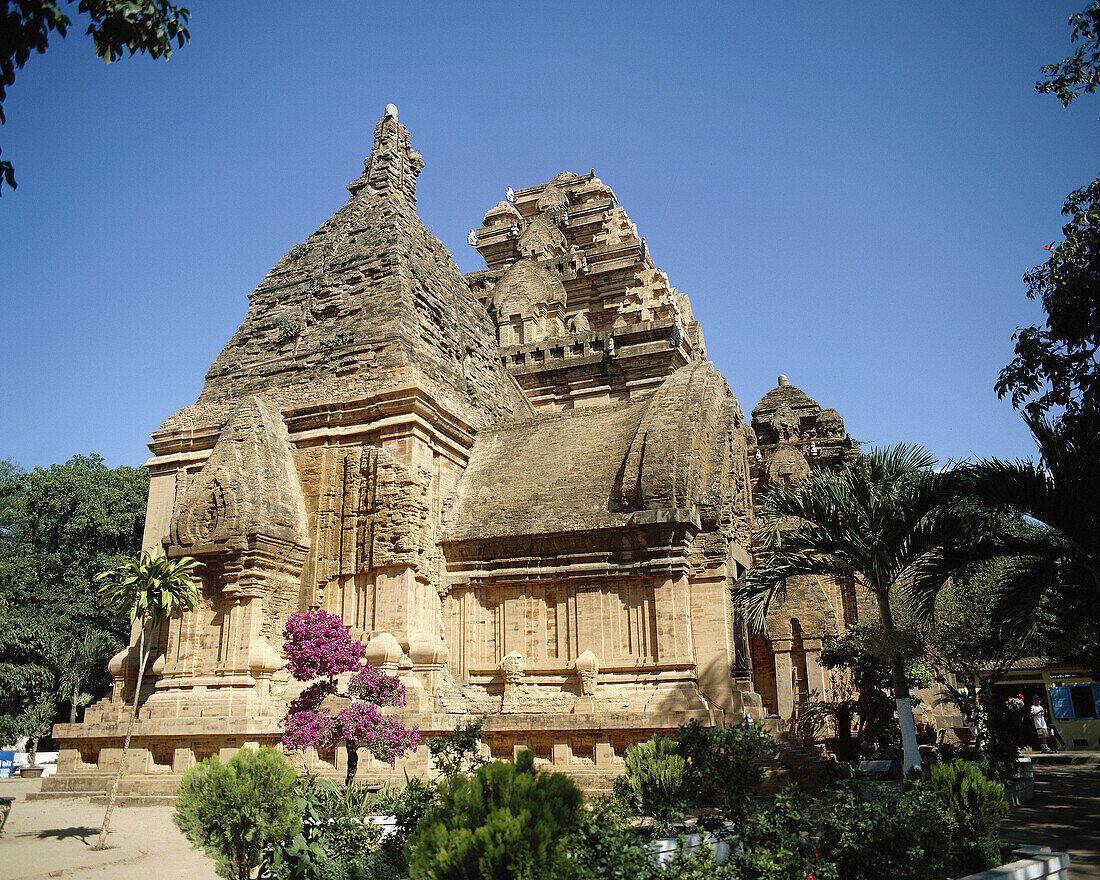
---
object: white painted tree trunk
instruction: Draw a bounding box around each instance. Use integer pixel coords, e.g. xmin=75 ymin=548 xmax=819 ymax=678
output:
xmin=896 ymin=695 xmax=922 ymax=776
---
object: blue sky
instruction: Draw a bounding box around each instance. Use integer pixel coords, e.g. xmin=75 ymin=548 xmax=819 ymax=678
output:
xmin=0 ymin=1 xmax=1094 ymax=471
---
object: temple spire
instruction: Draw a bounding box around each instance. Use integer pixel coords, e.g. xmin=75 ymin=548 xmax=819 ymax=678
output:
xmin=347 ymin=104 xmax=424 ymax=206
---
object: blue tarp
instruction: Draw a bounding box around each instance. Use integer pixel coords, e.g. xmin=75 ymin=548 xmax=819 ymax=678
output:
xmin=1050 ymin=686 xmax=1074 ymax=720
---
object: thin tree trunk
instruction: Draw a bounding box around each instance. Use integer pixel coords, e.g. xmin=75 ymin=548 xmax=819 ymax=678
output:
xmin=97 ymin=623 xmax=148 ymax=849
xmin=69 ymin=684 xmax=79 ymax=725
xmin=345 ymin=740 xmax=359 ymax=786
xmin=878 ymin=592 xmax=922 ymax=775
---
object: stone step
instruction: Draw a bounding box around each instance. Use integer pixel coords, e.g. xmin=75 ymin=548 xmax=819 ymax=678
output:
xmin=90 ymin=794 xmax=178 ymax=807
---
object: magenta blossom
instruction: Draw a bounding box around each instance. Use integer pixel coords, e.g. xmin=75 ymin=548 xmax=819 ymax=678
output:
xmin=280 ymin=610 xmax=420 ymax=774
xmin=348 ymin=665 xmax=407 ymax=707
xmin=281 ymin=707 xmax=335 ymax=751
xmin=283 ymin=609 xmax=365 ymax=682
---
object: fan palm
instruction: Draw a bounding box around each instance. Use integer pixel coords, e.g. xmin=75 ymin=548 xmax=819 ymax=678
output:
xmin=956 ymin=412 xmax=1100 ymax=671
xmin=736 ymin=444 xmax=980 ymax=774
xmin=59 ymin=630 xmax=121 ymax=724
xmin=94 ymin=549 xmax=201 ymax=848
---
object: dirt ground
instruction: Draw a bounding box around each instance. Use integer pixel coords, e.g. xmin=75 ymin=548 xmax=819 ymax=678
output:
xmin=0 ymin=777 xmax=218 ymax=880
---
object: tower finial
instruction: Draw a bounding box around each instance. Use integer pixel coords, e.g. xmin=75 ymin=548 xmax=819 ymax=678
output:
xmin=347 ymin=107 xmax=424 ymax=206
xmin=778 ymin=375 xmax=789 ymax=386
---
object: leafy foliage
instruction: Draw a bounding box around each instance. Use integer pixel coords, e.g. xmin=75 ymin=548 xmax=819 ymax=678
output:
xmin=956 ymin=413 xmax=1100 ymax=672
xmin=1036 ymin=3 xmax=1100 ymax=108
xmin=174 ymin=747 xmax=301 ymax=880
xmin=96 ymin=547 xmax=201 ymax=848
xmin=612 ymin=735 xmax=687 ymax=821
xmin=676 ymin=720 xmax=778 ymax=828
xmin=59 ymin=629 xmax=121 ymax=723
xmin=426 ymin=715 xmax=488 ymax=780
xmin=407 ymin=751 xmax=583 ymax=880
xmin=260 ymin=772 xmax=399 ymax=880
xmin=996 ymin=177 xmax=1100 ymax=421
xmin=96 ymin=549 xmax=202 ymax=624
xmin=0 ymin=455 xmax=147 ymax=743
xmin=19 ymin=692 xmax=57 ymax=765
xmin=370 ymin=775 xmax=440 ymax=877
xmin=563 ymin=796 xmax=652 ymax=880
xmin=918 ymin=760 xmax=1006 ymax=845
xmin=0 ymin=0 xmax=190 ymax=193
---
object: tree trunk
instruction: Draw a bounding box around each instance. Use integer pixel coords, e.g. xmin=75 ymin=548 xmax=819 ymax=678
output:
xmin=28 ymin=737 xmax=37 ymax=768
xmin=96 ymin=623 xmax=148 ymax=849
xmin=878 ymin=594 xmax=922 ymax=775
xmin=345 ymin=740 xmax=359 ymax=786
xmin=69 ymin=684 xmax=79 ymax=725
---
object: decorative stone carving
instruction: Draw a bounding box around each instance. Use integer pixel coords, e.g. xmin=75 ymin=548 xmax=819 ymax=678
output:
xmin=500 ymin=650 xmax=525 ymax=685
xmin=766 ymin=444 xmax=812 ymax=486
xmin=574 ymin=650 xmax=599 ymax=696
xmin=364 ymin=632 xmax=403 ymax=675
xmin=816 ymin=408 xmax=845 ymax=438
xmin=770 ymin=404 xmax=800 ymax=442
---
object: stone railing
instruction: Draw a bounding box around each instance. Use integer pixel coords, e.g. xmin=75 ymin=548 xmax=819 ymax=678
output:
xmin=958 ymin=846 xmax=1069 ymax=880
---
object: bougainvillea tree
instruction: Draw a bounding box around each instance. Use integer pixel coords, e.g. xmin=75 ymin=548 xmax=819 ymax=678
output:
xmin=280 ymin=609 xmax=420 ymax=783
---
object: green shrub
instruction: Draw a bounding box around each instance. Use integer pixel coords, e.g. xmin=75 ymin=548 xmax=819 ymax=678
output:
xmin=917 ymin=760 xmax=1006 ymax=872
xmin=676 ymin=720 xmax=777 ymax=827
xmin=613 ymin=735 xmax=687 ymax=820
xmin=564 ymin=796 xmax=653 ymax=880
xmin=371 ymin=776 xmax=439 ymax=877
xmin=408 ymin=750 xmax=583 ymax=880
xmin=174 ymin=747 xmax=301 ymax=880
xmin=426 ymin=716 xmax=488 ymax=779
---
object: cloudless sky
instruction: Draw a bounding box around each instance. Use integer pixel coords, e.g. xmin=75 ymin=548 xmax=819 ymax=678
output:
xmin=0 ymin=1 xmax=1095 ymax=472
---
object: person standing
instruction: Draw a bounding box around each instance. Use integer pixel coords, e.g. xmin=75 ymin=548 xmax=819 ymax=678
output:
xmin=1031 ymin=695 xmax=1052 ymax=752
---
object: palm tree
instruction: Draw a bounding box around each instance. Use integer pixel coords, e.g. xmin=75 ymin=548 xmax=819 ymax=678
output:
xmin=59 ymin=630 xmax=121 ymax=724
xmin=736 ymin=445 xmax=978 ymax=775
xmin=94 ymin=550 xmax=201 ymax=849
xmin=957 ymin=412 xmax=1100 ymax=671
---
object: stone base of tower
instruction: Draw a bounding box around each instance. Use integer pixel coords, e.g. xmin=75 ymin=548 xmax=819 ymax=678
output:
xmin=44 ymin=705 xmax=729 ymax=799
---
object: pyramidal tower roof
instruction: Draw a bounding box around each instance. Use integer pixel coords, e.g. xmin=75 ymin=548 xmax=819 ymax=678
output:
xmin=160 ymin=105 xmax=531 ymax=434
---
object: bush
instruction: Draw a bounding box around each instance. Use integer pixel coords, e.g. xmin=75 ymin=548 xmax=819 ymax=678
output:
xmin=917 ymin=760 xmax=1006 ymax=871
xmin=261 ymin=773 xmax=400 ymax=880
xmin=564 ymin=796 xmax=653 ymax=880
xmin=371 ymin=776 xmax=439 ymax=877
xmin=408 ymin=750 xmax=583 ymax=880
xmin=676 ymin=720 xmax=777 ymax=827
xmin=613 ymin=735 xmax=687 ymax=820
xmin=426 ymin=716 xmax=488 ymax=780
xmin=174 ymin=747 xmax=300 ymax=880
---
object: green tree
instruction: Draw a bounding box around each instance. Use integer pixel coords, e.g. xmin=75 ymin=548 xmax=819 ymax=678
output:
xmin=1 ymin=0 xmax=191 ymax=193
xmin=0 ymin=455 xmax=148 ymax=741
xmin=20 ymin=693 xmax=57 ymax=767
xmin=956 ymin=414 xmax=1100 ymax=673
xmin=95 ymin=549 xmax=201 ymax=848
xmin=59 ymin=629 xmax=121 ymax=724
xmin=997 ymin=2 xmax=1100 ymax=422
xmin=736 ymin=445 xmax=980 ymax=775
xmin=174 ymin=747 xmax=301 ymax=880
